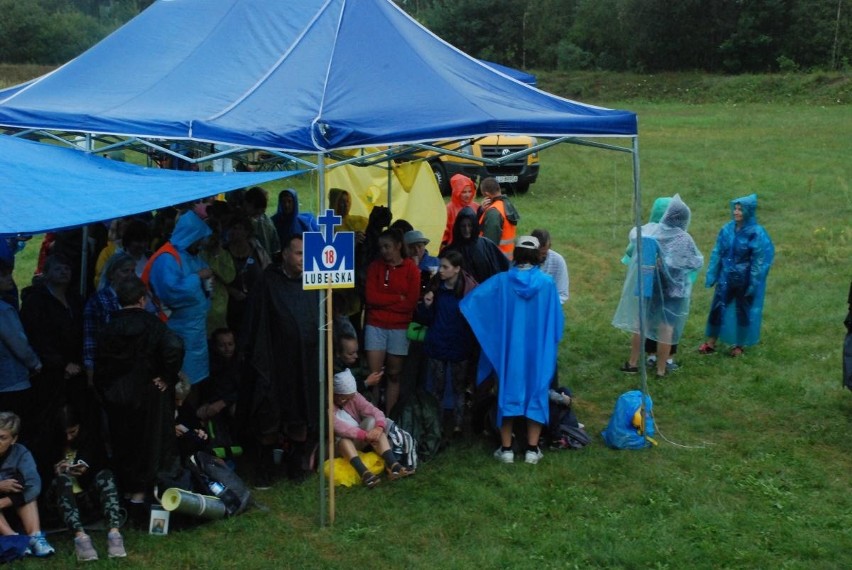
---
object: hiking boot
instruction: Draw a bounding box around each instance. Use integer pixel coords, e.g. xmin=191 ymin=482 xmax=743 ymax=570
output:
xmin=74 ymin=534 xmax=99 ymax=562
xmin=29 ymin=532 xmax=55 ymax=558
xmin=666 ymin=361 xmax=680 ymax=372
xmin=493 ymin=448 xmax=514 ymax=464
xmin=107 ymin=531 xmax=127 ymax=558
xmin=524 ymin=448 xmax=544 ymax=465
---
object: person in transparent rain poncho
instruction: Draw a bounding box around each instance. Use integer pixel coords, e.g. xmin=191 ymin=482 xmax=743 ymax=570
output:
xmin=699 ymin=193 xmax=774 ymax=357
xmin=613 ymin=194 xmax=704 ymax=377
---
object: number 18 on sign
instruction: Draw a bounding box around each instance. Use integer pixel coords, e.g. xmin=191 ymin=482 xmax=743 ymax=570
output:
xmin=302 ymin=209 xmax=355 ymax=290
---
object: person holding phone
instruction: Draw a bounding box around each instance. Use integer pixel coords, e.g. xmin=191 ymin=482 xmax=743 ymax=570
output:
xmin=49 ymin=405 xmax=126 ymax=561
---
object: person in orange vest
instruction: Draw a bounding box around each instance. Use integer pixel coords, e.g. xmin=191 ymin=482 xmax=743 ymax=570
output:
xmin=477 ymin=177 xmax=520 ymax=260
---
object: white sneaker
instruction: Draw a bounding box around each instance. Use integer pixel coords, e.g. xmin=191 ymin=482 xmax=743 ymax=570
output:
xmin=493 ymin=448 xmax=514 ymax=463
xmin=524 ymin=448 xmax=544 ymax=464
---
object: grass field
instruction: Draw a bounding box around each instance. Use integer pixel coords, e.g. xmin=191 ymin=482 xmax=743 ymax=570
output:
xmin=6 ymin=81 xmax=852 ymax=568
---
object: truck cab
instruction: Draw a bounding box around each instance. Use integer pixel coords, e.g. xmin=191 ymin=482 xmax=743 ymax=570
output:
xmin=427 ymin=135 xmax=540 ymax=195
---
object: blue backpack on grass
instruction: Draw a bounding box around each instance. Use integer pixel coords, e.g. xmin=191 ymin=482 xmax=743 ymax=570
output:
xmin=601 ymin=390 xmax=657 ymax=449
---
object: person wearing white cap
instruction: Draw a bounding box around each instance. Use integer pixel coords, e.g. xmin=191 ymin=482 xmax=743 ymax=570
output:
xmin=460 ymin=236 xmax=563 ymax=465
xmin=403 ymin=230 xmax=439 ymax=275
xmin=332 ymin=369 xmax=413 ymax=488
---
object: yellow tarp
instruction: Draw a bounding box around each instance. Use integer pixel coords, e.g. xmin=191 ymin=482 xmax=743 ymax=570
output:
xmin=322 ymin=451 xmax=385 ymax=487
xmin=324 ymin=160 xmax=445 ymax=247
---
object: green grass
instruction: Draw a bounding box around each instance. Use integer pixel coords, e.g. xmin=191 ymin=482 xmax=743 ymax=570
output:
xmin=7 ymin=77 xmax=852 ymax=568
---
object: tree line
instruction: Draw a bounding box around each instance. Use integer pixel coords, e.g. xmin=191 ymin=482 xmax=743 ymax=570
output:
xmin=0 ymin=0 xmax=847 ymax=74
xmin=405 ymin=0 xmax=850 ymax=73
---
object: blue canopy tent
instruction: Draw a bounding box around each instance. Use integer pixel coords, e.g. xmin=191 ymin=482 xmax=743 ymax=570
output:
xmin=0 ymin=0 xmax=635 ymax=153
xmin=0 ymin=0 xmax=650 ymax=521
xmin=480 ymin=60 xmax=537 ymax=86
xmin=0 ymin=135 xmax=303 ymax=236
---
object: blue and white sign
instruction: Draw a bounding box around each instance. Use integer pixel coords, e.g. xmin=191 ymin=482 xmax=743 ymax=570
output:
xmin=302 ymin=209 xmax=355 ymax=290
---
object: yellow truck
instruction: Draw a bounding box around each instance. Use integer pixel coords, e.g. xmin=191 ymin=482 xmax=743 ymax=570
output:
xmin=425 ymin=135 xmax=540 ymax=195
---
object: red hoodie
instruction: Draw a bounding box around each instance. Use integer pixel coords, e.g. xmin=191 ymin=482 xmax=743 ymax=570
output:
xmin=364 ymin=257 xmax=421 ymax=329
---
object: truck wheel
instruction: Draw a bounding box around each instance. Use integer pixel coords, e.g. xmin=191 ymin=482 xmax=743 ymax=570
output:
xmin=430 ymin=161 xmax=450 ymax=196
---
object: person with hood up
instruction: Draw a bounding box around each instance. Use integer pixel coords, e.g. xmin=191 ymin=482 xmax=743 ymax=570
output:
xmin=477 ymin=177 xmax=521 ymax=260
xmin=612 ymin=194 xmax=704 ymax=377
xmin=442 ymin=174 xmax=478 ymax=248
xmin=143 ymin=210 xmax=213 ymax=387
xmin=619 ymin=197 xmax=682 ymax=371
xmin=328 ymin=188 xmax=369 ymax=241
xmin=699 ymin=193 xmax=774 ymax=357
xmin=271 ymin=188 xmax=318 ymax=245
xmin=441 ymin=206 xmax=509 ymax=285
xmin=460 ymin=236 xmax=563 ymax=465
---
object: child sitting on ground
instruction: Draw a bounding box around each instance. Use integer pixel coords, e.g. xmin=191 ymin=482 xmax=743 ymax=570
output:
xmin=49 ymin=405 xmax=126 ymax=562
xmin=197 ymin=328 xmax=240 ymax=423
xmin=332 ymin=369 xmax=412 ymax=488
xmin=0 ymin=411 xmax=55 ymax=558
xmin=175 ymin=377 xmax=210 ymax=462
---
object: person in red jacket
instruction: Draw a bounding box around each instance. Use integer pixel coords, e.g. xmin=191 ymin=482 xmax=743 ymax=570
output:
xmin=364 ymin=229 xmax=421 ymax=414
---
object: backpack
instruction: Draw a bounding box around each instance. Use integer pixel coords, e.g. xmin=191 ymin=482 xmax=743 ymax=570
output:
xmin=186 ymin=451 xmax=251 ymax=516
xmin=547 ymin=390 xmax=591 ymax=450
xmin=392 ymin=389 xmax=443 ymax=460
xmin=601 ymin=390 xmax=657 ymax=450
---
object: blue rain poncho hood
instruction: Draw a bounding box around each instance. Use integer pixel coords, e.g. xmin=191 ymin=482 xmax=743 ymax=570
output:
xmin=170 ymin=211 xmax=212 ymax=251
xmin=730 ymin=193 xmax=758 ymax=226
xmin=621 ymin=196 xmax=672 ymax=264
xmin=508 ymin=265 xmax=550 ymax=300
xmin=271 ymin=188 xmax=318 ymax=241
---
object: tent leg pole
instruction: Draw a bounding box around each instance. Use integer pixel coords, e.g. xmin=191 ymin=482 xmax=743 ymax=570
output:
xmin=631 ymin=137 xmax=650 ymax=428
xmin=317 ymin=154 xmax=328 ymax=527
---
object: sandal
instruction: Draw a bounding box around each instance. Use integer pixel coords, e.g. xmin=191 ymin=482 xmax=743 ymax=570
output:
xmin=730 ymin=346 xmax=744 ymax=358
xmin=386 ymin=463 xmax=414 ymax=481
xmin=698 ymin=343 xmax=716 ymax=355
xmin=619 ymin=362 xmax=639 ymax=374
xmin=361 ymin=471 xmax=381 ymax=489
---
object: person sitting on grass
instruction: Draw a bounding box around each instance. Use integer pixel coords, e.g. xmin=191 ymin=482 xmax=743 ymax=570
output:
xmin=174 ymin=376 xmax=210 ymax=462
xmin=0 ymin=411 xmax=55 ymax=558
xmin=332 ymin=369 xmax=412 ymax=488
xmin=48 ymin=405 xmax=125 ymax=562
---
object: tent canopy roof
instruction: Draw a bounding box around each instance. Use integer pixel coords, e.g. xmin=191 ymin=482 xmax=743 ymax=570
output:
xmin=0 ymin=135 xmax=301 ymax=236
xmin=0 ymin=0 xmax=635 ymax=153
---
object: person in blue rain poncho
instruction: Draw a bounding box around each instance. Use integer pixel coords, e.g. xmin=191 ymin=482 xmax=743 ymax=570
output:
xmin=460 ymin=236 xmax=563 ymax=465
xmin=612 ymin=194 xmax=704 ymax=377
xmin=699 ymin=193 xmax=774 ymax=357
xmin=146 ymin=210 xmax=213 ymax=386
xmin=620 ymin=196 xmax=686 ymax=371
xmin=271 ymin=188 xmax=318 ymax=245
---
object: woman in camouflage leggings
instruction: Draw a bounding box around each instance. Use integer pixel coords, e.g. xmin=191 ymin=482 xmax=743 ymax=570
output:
xmin=50 ymin=406 xmax=126 ymax=561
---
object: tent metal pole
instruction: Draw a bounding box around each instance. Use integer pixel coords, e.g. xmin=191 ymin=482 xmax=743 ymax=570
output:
xmin=631 ymin=137 xmax=650 ymax=430
xmin=79 ymin=133 xmax=94 ymax=296
xmin=317 ymin=152 xmax=328 ymax=527
xmin=387 ymin=162 xmax=392 ymax=212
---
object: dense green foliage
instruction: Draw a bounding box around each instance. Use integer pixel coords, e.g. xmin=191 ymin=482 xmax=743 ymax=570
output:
xmin=0 ymin=0 xmax=848 ymax=75
xmin=0 ymin=0 xmax=150 ymax=64
xmin=404 ymin=0 xmax=850 ymax=73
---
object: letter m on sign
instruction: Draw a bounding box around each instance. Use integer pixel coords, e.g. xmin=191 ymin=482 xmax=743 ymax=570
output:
xmin=302 ymin=209 xmax=355 ymax=290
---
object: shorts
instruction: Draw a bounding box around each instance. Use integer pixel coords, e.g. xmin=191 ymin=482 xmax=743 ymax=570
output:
xmin=364 ymin=325 xmax=410 ymax=356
